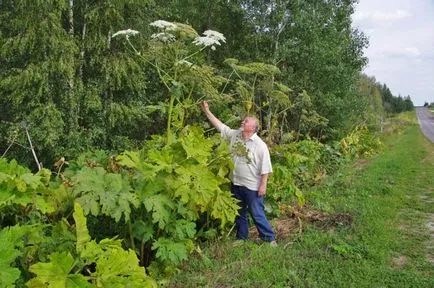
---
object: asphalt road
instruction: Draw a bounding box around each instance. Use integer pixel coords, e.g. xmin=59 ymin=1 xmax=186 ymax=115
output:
xmin=416 ymin=107 xmax=434 ymax=143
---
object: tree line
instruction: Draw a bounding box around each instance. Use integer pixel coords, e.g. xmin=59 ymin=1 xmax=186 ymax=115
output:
xmin=0 ymin=0 xmax=413 ymax=169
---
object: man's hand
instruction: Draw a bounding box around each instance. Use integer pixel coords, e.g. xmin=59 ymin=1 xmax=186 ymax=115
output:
xmin=258 ymin=183 xmax=267 ymax=197
xmin=200 ymin=100 xmax=223 ymax=130
xmin=258 ymin=174 xmax=269 ymax=197
xmin=200 ymin=101 xmax=209 ymax=113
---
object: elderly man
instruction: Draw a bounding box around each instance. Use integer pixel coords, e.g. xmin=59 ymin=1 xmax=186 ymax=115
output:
xmin=200 ymin=101 xmax=276 ymax=245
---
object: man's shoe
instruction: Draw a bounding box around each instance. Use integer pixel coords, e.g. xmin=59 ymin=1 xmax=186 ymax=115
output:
xmin=270 ymin=240 xmax=277 ymax=247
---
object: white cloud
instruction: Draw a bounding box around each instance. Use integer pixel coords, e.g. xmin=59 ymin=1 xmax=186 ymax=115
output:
xmin=354 ymin=9 xmax=410 ymax=22
xmin=382 ymin=47 xmax=421 ymax=58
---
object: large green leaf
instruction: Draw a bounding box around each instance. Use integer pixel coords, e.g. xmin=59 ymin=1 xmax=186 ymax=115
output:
xmin=72 ymin=167 xmax=137 ymax=222
xmin=210 ymin=190 xmax=240 ymax=227
xmin=0 ymin=250 xmax=21 ymax=288
xmin=143 ymin=194 xmax=175 ymax=229
xmin=27 ymin=252 xmax=91 ymax=288
xmin=179 ymin=126 xmax=213 ymax=164
xmin=165 ymin=219 xmax=196 ymax=241
xmin=72 ymin=202 xmax=91 ymax=255
xmin=171 ymin=164 xmax=222 ymax=210
xmin=152 ymin=238 xmax=192 ymax=265
xmin=0 ymin=225 xmax=30 ymax=287
xmin=132 ymin=220 xmax=155 ymax=243
xmin=92 ymin=248 xmax=155 ymax=288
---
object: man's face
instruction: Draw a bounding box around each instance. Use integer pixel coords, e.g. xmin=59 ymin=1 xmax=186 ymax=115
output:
xmin=240 ymin=117 xmax=257 ymax=133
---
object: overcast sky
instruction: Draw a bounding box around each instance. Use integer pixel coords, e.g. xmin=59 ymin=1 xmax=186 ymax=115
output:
xmin=352 ymin=0 xmax=434 ymax=106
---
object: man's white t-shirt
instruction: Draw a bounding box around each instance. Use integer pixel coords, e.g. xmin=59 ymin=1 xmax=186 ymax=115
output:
xmin=218 ymin=123 xmax=272 ymax=191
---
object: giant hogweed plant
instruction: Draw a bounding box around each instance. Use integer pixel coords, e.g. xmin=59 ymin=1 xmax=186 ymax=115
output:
xmin=66 ymin=21 xmax=238 ymax=276
xmin=61 ymin=127 xmax=238 ymax=278
xmin=220 ymin=58 xmax=328 ymax=145
xmin=112 ymin=20 xmax=228 ymax=143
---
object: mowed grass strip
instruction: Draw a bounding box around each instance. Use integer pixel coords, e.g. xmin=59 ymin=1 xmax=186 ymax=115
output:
xmin=170 ymin=116 xmax=434 ymax=288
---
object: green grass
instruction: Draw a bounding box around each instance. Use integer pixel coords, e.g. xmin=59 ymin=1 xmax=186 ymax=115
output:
xmin=170 ymin=116 xmax=434 ymax=288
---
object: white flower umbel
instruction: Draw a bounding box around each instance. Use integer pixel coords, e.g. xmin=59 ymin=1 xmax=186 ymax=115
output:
xmin=151 ymin=32 xmax=176 ymax=43
xmin=150 ymin=20 xmax=177 ymax=31
xmin=112 ymin=29 xmax=139 ymax=39
xmin=203 ymin=30 xmax=226 ymax=43
xmin=192 ymin=29 xmax=226 ymax=50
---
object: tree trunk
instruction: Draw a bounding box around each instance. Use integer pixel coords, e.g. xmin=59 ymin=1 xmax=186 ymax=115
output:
xmin=103 ymin=30 xmax=113 ymax=147
xmin=67 ymin=0 xmax=78 ymax=136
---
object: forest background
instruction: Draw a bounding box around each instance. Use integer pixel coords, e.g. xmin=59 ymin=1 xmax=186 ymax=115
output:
xmin=0 ymin=0 xmax=413 ymax=167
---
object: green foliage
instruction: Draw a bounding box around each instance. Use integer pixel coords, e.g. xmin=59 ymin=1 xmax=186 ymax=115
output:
xmin=23 ymin=202 xmax=155 ymax=287
xmin=0 ymin=158 xmax=70 ymax=220
xmin=70 ymin=166 xmax=138 ymax=222
xmin=267 ymin=139 xmax=333 ymax=215
xmin=266 ymin=130 xmax=382 ymax=216
xmin=152 ymin=238 xmax=192 ymax=265
xmin=115 ymin=125 xmax=239 ymax=273
xmin=0 ymin=0 xmax=154 ymax=166
xmin=0 ymin=0 xmax=392 ymax=168
xmin=27 ymin=252 xmax=91 ymax=288
xmin=170 ymin=116 xmax=434 ymax=288
xmin=72 ymin=202 xmax=155 ymax=287
xmin=0 ymin=225 xmax=28 ymax=288
xmin=117 ymin=125 xmax=238 ymax=228
xmin=50 ymin=125 xmax=239 ymax=278
xmin=339 ymin=125 xmax=384 ymax=159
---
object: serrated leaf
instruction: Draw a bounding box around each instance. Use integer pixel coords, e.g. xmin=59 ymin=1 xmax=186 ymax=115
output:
xmin=34 ymin=196 xmax=56 ymax=214
xmin=132 ymin=220 xmax=154 ymax=243
xmin=117 ymin=151 xmax=161 ymax=180
xmin=147 ymin=148 xmax=174 ymax=173
xmin=143 ymin=194 xmax=174 ymax=229
xmin=152 ymin=238 xmax=191 ymax=265
xmin=171 ymin=164 xmax=222 ymax=211
xmin=116 ymin=150 xmax=141 ymax=169
xmin=91 ymin=245 xmax=155 ymax=288
xmin=135 ymin=176 xmax=165 ymax=203
xmin=0 ymin=225 xmax=30 ymax=287
xmin=179 ymin=126 xmax=213 ymax=164
xmin=72 ymin=167 xmax=136 ymax=222
xmin=0 ymin=264 xmax=21 ymax=288
xmin=73 ymin=202 xmax=91 ymax=255
xmin=165 ymin=219 xmax=196 ymax=240
xmin=27 ymin=252 xmax=90 ymax=288
xmin=210 ymin=190 xmax=239 ymax=227
xmin=20 ymin=173 xmax=42 ymax=189
xmin=15 ymin=179 xmax=27 ymax=192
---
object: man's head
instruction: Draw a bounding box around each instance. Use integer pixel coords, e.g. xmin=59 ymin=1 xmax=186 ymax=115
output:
xmin=240 ymin=116 xmax=259 ymax=134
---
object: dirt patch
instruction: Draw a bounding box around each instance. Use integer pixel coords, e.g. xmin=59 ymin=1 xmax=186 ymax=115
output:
xmin=426 ymin=220 xmax=434 ymax=234
xmin=249 ymin=207 xmax=353 ymax=240
xmin=352 ymin=159 xmax=370 ymax=169
xmin=398 ymin=224 xmax=408 ymax=231
xmin=392 ymin=255 xmax=407 ymax=268
xmin=419 ymin=193 xmax=434 ymax=203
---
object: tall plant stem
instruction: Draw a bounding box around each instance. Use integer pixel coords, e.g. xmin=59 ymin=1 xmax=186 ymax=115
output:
xmin=23 ymin=125 xmax=41 ymax=171
xmin=128 ymin=220 xmax=135 ymax=251
xmin=167 ymin=94 xmax=175 ymax=143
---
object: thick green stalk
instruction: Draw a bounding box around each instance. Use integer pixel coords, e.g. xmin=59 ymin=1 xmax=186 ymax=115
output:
xmin=167 ymin=94 xmax=175 ymax=143
xmin=128 ymin=220 xmax=135 ymax=251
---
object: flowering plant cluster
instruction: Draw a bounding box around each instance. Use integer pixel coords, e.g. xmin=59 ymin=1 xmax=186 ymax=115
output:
xmin=112 ymin=20 xmax=226 ymax=51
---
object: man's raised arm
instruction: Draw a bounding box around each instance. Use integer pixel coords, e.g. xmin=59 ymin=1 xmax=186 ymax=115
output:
xmin=200 ymin=101 xmax=223 ymax=130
